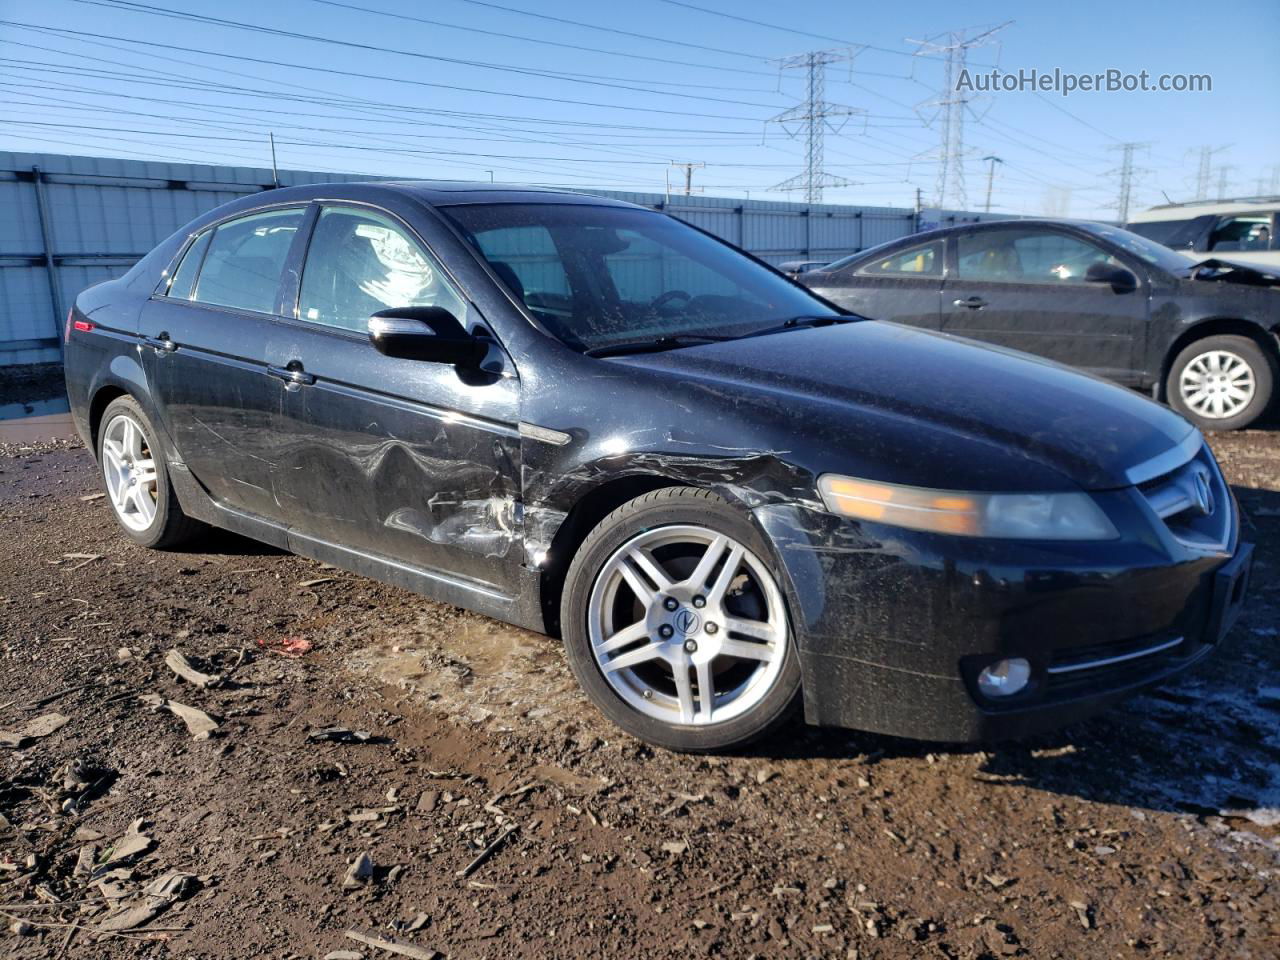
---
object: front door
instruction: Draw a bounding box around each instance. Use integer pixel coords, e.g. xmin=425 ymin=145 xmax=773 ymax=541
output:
xmin=266 ymin=203 xmax=523 ymax=594
xmin=141 ymin=206 xmax=306 ymax=520
xmin=941 ymin=226 xmax=1147 ymax=383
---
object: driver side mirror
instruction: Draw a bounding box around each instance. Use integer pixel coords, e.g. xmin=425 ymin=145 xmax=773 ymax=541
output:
xmin=368 ymin=306 xmax=488 ymax=366
xmin=1084 ymin=262 xmax=1138 ymax=293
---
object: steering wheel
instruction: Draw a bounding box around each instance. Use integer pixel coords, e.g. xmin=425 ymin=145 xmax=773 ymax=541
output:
xmin=650 ymin=290 xmax=693 ymax=311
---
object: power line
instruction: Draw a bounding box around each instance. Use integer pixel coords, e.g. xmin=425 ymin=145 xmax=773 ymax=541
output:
xmin=0 ymin=18 xmax=780 ymax=123
xmin=303 ymin=0 xmax=778 ymax=88
xmin=653 ymin=0 xmax=1000 ymax=66
xmin=1108 ymin=142 xmax=1151 ymax=221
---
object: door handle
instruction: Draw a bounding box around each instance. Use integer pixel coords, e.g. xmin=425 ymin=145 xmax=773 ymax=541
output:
xmin=952 ymin=296 xmax=988 ymax=309
xmin=267 ymin=363 xmax=316 ymax=387
xmin=143 ymin=332 xmax=177 ymax=353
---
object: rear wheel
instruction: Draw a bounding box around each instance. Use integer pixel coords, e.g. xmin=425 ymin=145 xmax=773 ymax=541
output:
xmin=97 ymin=396 xmax=203 ymax=549
xmin=1167 ymin=334 xmax=1274 ymax=431
xmin=560 ymin=487 xmax=800 ymax=752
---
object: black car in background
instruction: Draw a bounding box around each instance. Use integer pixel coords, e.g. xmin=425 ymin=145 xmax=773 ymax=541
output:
xmin=799 ymin=219 xmax=1280 ymax=431
xmin=63 ymin=184 xmax=1251 ymax=752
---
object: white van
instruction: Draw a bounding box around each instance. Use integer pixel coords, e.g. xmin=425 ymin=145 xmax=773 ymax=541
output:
xmin=1127 ymin=199 xmax=1278 ymax=269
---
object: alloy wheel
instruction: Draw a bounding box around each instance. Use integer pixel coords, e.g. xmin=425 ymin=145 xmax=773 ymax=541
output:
xmin=1179 ymin=349 xmax=1256 ymax=420
xmin=101 ymin=413 xmax=159 ymax=532
xmin=586 ymin=524 xmax=789 ymax=726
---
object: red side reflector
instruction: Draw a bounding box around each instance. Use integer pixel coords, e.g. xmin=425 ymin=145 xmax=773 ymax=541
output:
xmin=73 ymin=320 xmax=94 ymax=333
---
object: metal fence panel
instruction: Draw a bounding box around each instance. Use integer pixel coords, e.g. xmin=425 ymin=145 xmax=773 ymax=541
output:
xmin=1 ymin=151 xmax=1015 ymax=367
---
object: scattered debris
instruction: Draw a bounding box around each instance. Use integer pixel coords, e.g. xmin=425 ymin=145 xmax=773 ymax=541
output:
xmin=345 ymin=929 xmax=440 ymax=960
xmin=661 ymin=841 xmax=688 ymax=856
xmin=1069 ymin=900 xmax=1094 ymax=930
xmin=95 ymin=871 xmax=196 ymax=935
xmin=164 ymin=649 xmax=224 ymax=689
xmin=139 ymin=693 xmax=220 ymax=739
xmin=0 ymin=712 xmax=69 ymax=748
xmin=343 ymin=852 xmax=375 ymax=890
xmin=307 ymin=727 xmax=373 ymax=744
xmin=457 ymin=824 xmax=519 ymax=878
xmin=259 ymin=635 xmax=312 ymax=657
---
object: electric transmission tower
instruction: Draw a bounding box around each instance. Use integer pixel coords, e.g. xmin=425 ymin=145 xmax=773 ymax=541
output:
xmin=1192 ymin=144 xmax=1230 ymax=200
xmin=909 ymin=22 xmax=1010 ymax=211
xmin=766 ymin=49 xmax=864 ymax=203
xmin=1108 ymin=142 xmax=1150 ymax=222
xmin=1215 ymin=164 xmax=1235 ymax=201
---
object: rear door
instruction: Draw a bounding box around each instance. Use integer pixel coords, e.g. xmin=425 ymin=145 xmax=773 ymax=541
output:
xmin=141 ymin=206 xmax=306 ymax=520
xmin=804 ymin=238 xmax=944 ymax=329
xmin=940 ymin=225 xmax=1147 ymax=382
xmin=266 ymin=202 xmax=523 ymax=594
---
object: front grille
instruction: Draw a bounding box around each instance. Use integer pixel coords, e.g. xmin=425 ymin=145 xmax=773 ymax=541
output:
xmin=1137 ymin=444 xmax=1232 ymax=550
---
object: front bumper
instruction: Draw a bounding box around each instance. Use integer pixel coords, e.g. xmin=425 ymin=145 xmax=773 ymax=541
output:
xmin=755 ymin=487 xmax=1251 ymax=742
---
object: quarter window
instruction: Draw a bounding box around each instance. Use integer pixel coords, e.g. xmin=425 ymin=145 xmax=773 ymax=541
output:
xmin=957 ymin=230 xmax=1114 ymax=283
xmin=298 ymin=206 xmax=464 ymax=333
xmin=192 ymin=208 xmax=304 ymax=313
xmin=856 ymin=241 xmax=942 ymax=277
xmin=164 ymin=229 xmax=211 ymax=299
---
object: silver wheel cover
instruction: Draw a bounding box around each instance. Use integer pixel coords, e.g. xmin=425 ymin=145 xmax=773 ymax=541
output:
xmin=1179 ymin=349 xmax=1256 ymax=420
xmin=101 ymin=413 xmax=159 ymax=532
xmin=587 ymin=524 xmax=789 ymax=726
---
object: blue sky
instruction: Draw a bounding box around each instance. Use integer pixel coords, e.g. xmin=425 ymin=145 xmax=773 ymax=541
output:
xmin=1 ymin=0 xmax=1276 ymax=218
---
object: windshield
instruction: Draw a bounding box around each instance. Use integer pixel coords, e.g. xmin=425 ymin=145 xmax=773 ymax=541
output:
xmin=1079 ymin=222 xmax=1197 ymax=274
xmin=440 ymin=203 xmax=837 ymax=351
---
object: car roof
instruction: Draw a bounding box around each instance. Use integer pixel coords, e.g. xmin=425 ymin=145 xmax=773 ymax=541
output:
xmin=1129 ymin=200 xmax=1279 ymax=222
xmin=840 ymin=218 xmax=1114 ymax=257
xmin=234 ymin=179 xmax=646 ymax=210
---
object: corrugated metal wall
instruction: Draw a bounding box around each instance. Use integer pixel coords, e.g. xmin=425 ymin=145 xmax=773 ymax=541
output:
xmin=0 ymin=151 xmax=1005 ymax=367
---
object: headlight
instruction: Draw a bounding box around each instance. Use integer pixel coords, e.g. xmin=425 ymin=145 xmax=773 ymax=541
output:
xmin=817 ymin=475 xmax=1118 ymax=540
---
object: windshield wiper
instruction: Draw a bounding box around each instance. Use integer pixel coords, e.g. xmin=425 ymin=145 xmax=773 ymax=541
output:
xmin=731 ymin=314 xmax=856 ymax=341
xmin=583 ymin=334 xmax=731 ymax=358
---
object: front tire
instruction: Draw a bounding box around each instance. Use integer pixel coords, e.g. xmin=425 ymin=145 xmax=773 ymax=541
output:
xmin=560 ymin=487 xmax=801 ymax=752
xmin=97 ymin=396 xmax=203 ymax=549
xmin=1167 ymin=334 xmax=1274 ymax=431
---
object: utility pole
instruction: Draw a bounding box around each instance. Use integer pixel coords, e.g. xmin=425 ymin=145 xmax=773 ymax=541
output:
xmin=669 ymin=161 xmax=704 ymax=197
xmin=1108 ymin=141 xmax=1150 ymax=222
xmin=981 ymin=155 xmax=1002 ymax=213
xmin=766 ymin=49 xmax=864 ymax=203
xmin=1270 ymin=165 xmax=1280 ymax=194
xmin=909 ymin=22 xmax=1010 ymax=211
xmin=1216 ymin=164 xmax=1234 ymax=200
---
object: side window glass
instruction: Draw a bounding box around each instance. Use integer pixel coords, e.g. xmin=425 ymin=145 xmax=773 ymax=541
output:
xmin=958 ymin=230 xmax=1112 ymax=283
xmin=467 ymin=224 xmax=572 ymax=318
xmin=192 ymin=208 xmax=304 ymax=313
xmin=1209 ymin=215 xmax=1272 ymax=252
xmin=298 ymin=206 xmax=465 ymax=332
xmin=164 ymin=230 xmax=211 ymax=299
xmin=855 ymin=241 xmax=942 ymax=278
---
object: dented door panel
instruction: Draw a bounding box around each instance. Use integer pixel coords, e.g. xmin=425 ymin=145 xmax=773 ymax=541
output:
xmin=267 ymin=318 xmax=523 ymax=593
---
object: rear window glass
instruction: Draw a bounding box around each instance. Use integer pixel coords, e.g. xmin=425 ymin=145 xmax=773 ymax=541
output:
xmin=855 ymin=241 xmax=942 ymax=277
xmin=192 ymin=208 xmax=304 ymax=314
xmin=165 ymin=230 xmax=211 ymax=300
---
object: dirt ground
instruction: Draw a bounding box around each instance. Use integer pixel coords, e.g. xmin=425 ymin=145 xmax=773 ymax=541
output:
xmin=1 ymin=429 xmax=1277 ymax=959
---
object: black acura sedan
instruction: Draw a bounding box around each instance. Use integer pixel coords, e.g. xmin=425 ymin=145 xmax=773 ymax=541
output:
xmin=64 ymin=183 xmax=1252 ymax=751
xmin=799 ymin=219 xmax=1280 ymax=432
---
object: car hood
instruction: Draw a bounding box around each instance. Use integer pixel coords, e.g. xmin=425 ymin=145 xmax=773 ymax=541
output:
xmin=614 ymin=321 xmax=1195 ymax=492
xmin=1186 ymin=258 xmax=1280 ymax=288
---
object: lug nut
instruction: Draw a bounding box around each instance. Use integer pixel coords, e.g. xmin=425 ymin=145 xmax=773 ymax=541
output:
xmin=692 ymin=595 xmax=706 ymax=608
xmin=683 ymin=639 xmax=698 ymax=653
xmin=663 ymin=597 xmax=678 ymax=611
xmin=658 ymin=625 xmax=674 ymax=639
xmin=704 ymin=622 xmax=719 ymax=634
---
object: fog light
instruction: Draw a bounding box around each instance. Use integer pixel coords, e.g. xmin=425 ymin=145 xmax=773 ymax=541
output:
xmin=977 ymin=658 xmax=1031 ymax=698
